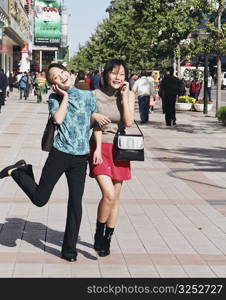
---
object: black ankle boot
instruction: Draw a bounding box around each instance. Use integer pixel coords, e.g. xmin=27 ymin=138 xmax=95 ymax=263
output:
xmin=94 ymin=221 xmax=106 ymax=252
xmin=98 ymin=227 xmax=114 ymax=257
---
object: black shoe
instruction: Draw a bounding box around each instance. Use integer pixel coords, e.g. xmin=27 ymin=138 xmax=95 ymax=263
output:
xmin=98 ymin=240 xmax=111 ymax=257
xmin=0 ymin=160 xmax=26 ymax=179
xmin=61 ymin=254 xmax=77 ymax=262
xmin=98 ymin=248 xmax=110 ymax=257
xmin=97 ymin=227 xmax=114 ymax=257
xmin=94 ymin=233 xmax=104 ymax=252
xmin=173 ymin=121 xmax=176 ymax=126
xmin=93 ymin=221 xmax=106 ymax=252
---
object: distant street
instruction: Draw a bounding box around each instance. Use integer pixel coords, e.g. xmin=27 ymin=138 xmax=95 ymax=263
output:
xmin=200 ymin=86 xmax=226 ymax=108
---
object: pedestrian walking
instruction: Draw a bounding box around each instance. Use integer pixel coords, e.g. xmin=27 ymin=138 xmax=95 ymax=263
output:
xmin=0 ymin=63 xmax=110 ymax=262
xmin=132 ymin=70 xmax=154 ymax=124
xmin=89 ymin=58 xmax=135 ymax=257
xmin=35 ymin=72 xmax=48 ymax=103
xmin=159 ymin=66 xmax=180 ymax=126
xmin=0 ymin=69 xmax=7 ymax=113
xmin=8 ymin=72 xmax=17 ymax=93
xmin=128 ymin=73 xmax=138 ymax=90
xmin=18 ymin=72 xmax=29 ymax=100
xmin=207 ymin=73 xmax=214 ymax=101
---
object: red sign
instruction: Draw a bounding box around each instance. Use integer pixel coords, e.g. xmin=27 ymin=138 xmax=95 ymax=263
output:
xmin=0 ymin=45 xmax=10 ymax=53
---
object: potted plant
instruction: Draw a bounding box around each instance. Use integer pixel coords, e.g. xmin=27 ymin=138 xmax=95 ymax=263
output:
xmin=176 ymin=96 xmax=196 ymax=111
xmin=216 ymin=106 xmax=226 ymax=126
xmin=193 ymin=99 xmax=213 ymax=112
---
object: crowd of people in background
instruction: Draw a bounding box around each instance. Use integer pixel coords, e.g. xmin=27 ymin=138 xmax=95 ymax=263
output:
xmin=0 ymin=65 xmax=215 ymax=129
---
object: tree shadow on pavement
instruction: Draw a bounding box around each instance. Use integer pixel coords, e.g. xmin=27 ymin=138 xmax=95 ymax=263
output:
xmin=147 ymin=115 xmax=225 ymax=134
xmin=152 ymin=146 xmax=226 ymax=189
xmin=0 ymin=218 xmax=97 ymax=261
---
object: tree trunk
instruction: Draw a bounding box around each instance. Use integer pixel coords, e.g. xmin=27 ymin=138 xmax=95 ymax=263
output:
xmin=216 ymin=55 xmax=222 ymax=114
xmin=177 ymin=56 xmax=182 ymax=79
xmin=216 ymin=1 xmax=223 ymax=115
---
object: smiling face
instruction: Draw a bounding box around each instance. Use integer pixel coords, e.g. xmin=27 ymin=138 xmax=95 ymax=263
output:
xmin=48 ymin=67 xmax=72 ymax=90
xmin=107 ymin=64 xmax=125 ymax=90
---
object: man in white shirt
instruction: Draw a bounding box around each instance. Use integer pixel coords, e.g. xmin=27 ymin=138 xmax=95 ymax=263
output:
xmin=207 ymin=73 xmax=214 ymax=101
xmin=132 ymin=70 xmax=154 ymax=123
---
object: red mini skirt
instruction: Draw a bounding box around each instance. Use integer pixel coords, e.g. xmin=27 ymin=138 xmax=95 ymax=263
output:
xmin=89 ymin=142 xmax=131 ymax=181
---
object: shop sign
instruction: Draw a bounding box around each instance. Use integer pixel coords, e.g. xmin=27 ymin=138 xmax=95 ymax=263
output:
xmin=34 ymin=0 xmax=61 ymax=46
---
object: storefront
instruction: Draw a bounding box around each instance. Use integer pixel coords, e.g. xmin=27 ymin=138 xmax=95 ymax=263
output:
xmin=31 ymin=47 xmax=58 ymax=71
xmin=3 ymin=0 xmax=30 ymax=73
xmin=0 ymin=0 xmax=9 ymax=73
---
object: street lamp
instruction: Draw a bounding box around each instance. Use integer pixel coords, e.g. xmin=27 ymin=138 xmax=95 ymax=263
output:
xmin=198 ymin=31 xmax=210 ymax=115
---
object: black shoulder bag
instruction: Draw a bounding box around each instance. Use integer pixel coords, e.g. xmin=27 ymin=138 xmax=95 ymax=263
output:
xmin=41 ymin=115 xmax=58 ymax=152
xmin=114 ymin=120 xmax=144 ymax=161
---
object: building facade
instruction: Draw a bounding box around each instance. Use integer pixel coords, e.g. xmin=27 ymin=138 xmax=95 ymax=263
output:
xmin=0 ymin=0 xmax=68 ymax=74
xmin=0 ymin=0 xmax=32 ymax=75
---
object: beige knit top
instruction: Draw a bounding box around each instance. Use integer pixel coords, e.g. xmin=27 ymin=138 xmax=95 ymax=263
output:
xmin=91 ymin=89 xmax=125 ymax=144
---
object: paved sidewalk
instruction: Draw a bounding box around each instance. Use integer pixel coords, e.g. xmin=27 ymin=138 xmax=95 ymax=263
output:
xmin=0 ymin=91 xmax=226 ymax=278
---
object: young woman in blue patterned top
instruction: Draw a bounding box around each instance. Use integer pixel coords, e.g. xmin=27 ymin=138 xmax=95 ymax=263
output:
xmin=0 ymin=63 xmax=109 ymax=262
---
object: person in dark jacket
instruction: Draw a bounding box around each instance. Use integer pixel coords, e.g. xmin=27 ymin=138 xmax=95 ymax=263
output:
xmin=159 ymin=66 xmax=180 ymax=126
xmin=0 ymin=69 xmax=8 ymax=113
xmin=8 ymin=72 xmax=17 ymax=92
xmin=18 ymin=72 xmax=29 ymax=100
xmin=90 ymin=70 xmax=101 ymax=90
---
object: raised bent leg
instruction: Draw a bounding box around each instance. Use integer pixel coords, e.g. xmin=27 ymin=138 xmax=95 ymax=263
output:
xmin=11 ymin=148 xmax=68 ymax=207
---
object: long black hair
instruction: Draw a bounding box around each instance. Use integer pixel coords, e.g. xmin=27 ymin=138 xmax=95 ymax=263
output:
xmin=102 ymin=59 xmax=129 ymax=88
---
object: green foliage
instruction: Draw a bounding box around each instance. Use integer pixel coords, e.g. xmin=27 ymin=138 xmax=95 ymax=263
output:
xmin=68 ymin=0 xmax=224 ymax=71
xmin=216 ymin=106 xmax=226 ymax=125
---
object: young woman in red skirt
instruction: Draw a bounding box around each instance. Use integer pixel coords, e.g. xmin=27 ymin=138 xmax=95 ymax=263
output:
xmin=89 ymin=59 xmax=135 ymax=256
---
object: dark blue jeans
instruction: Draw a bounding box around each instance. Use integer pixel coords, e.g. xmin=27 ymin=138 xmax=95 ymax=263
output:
xmin=12 ymin=147 xmax=88 ymax=259
xmin=207 ymin=87 xmax=212 ymax=100
xmin=138 ymin=95 xmax=150 ymax=123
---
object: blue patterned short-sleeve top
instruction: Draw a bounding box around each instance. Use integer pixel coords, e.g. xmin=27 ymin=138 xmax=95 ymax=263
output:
xmin=48 ymin=87 xmax=97 ymax=155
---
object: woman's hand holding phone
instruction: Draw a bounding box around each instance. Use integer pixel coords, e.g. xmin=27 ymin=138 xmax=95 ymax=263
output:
xmin=119 ymin=81 xmax=129 ymax=98
xmin=52 ymin=84 xmax=68 ymax=97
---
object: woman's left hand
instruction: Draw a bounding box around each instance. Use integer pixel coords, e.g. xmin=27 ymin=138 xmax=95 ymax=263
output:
xmin=120 ymin=81 xmax=129 ymax=98
xmin=93 ymin=149 xmax=103 ymax=165
xmin=93 ymin=113 xmax=111 ymax=126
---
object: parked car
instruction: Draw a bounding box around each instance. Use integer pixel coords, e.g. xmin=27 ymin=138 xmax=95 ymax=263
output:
xmin=221 ymin=72 xmax=226 ymax=89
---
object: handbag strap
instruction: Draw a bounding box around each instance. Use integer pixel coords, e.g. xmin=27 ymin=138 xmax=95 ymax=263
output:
xmin=134 ymin=120 xmax=144 ymax=137
xmin=117 ymin=120 xmax=144 ymax=137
